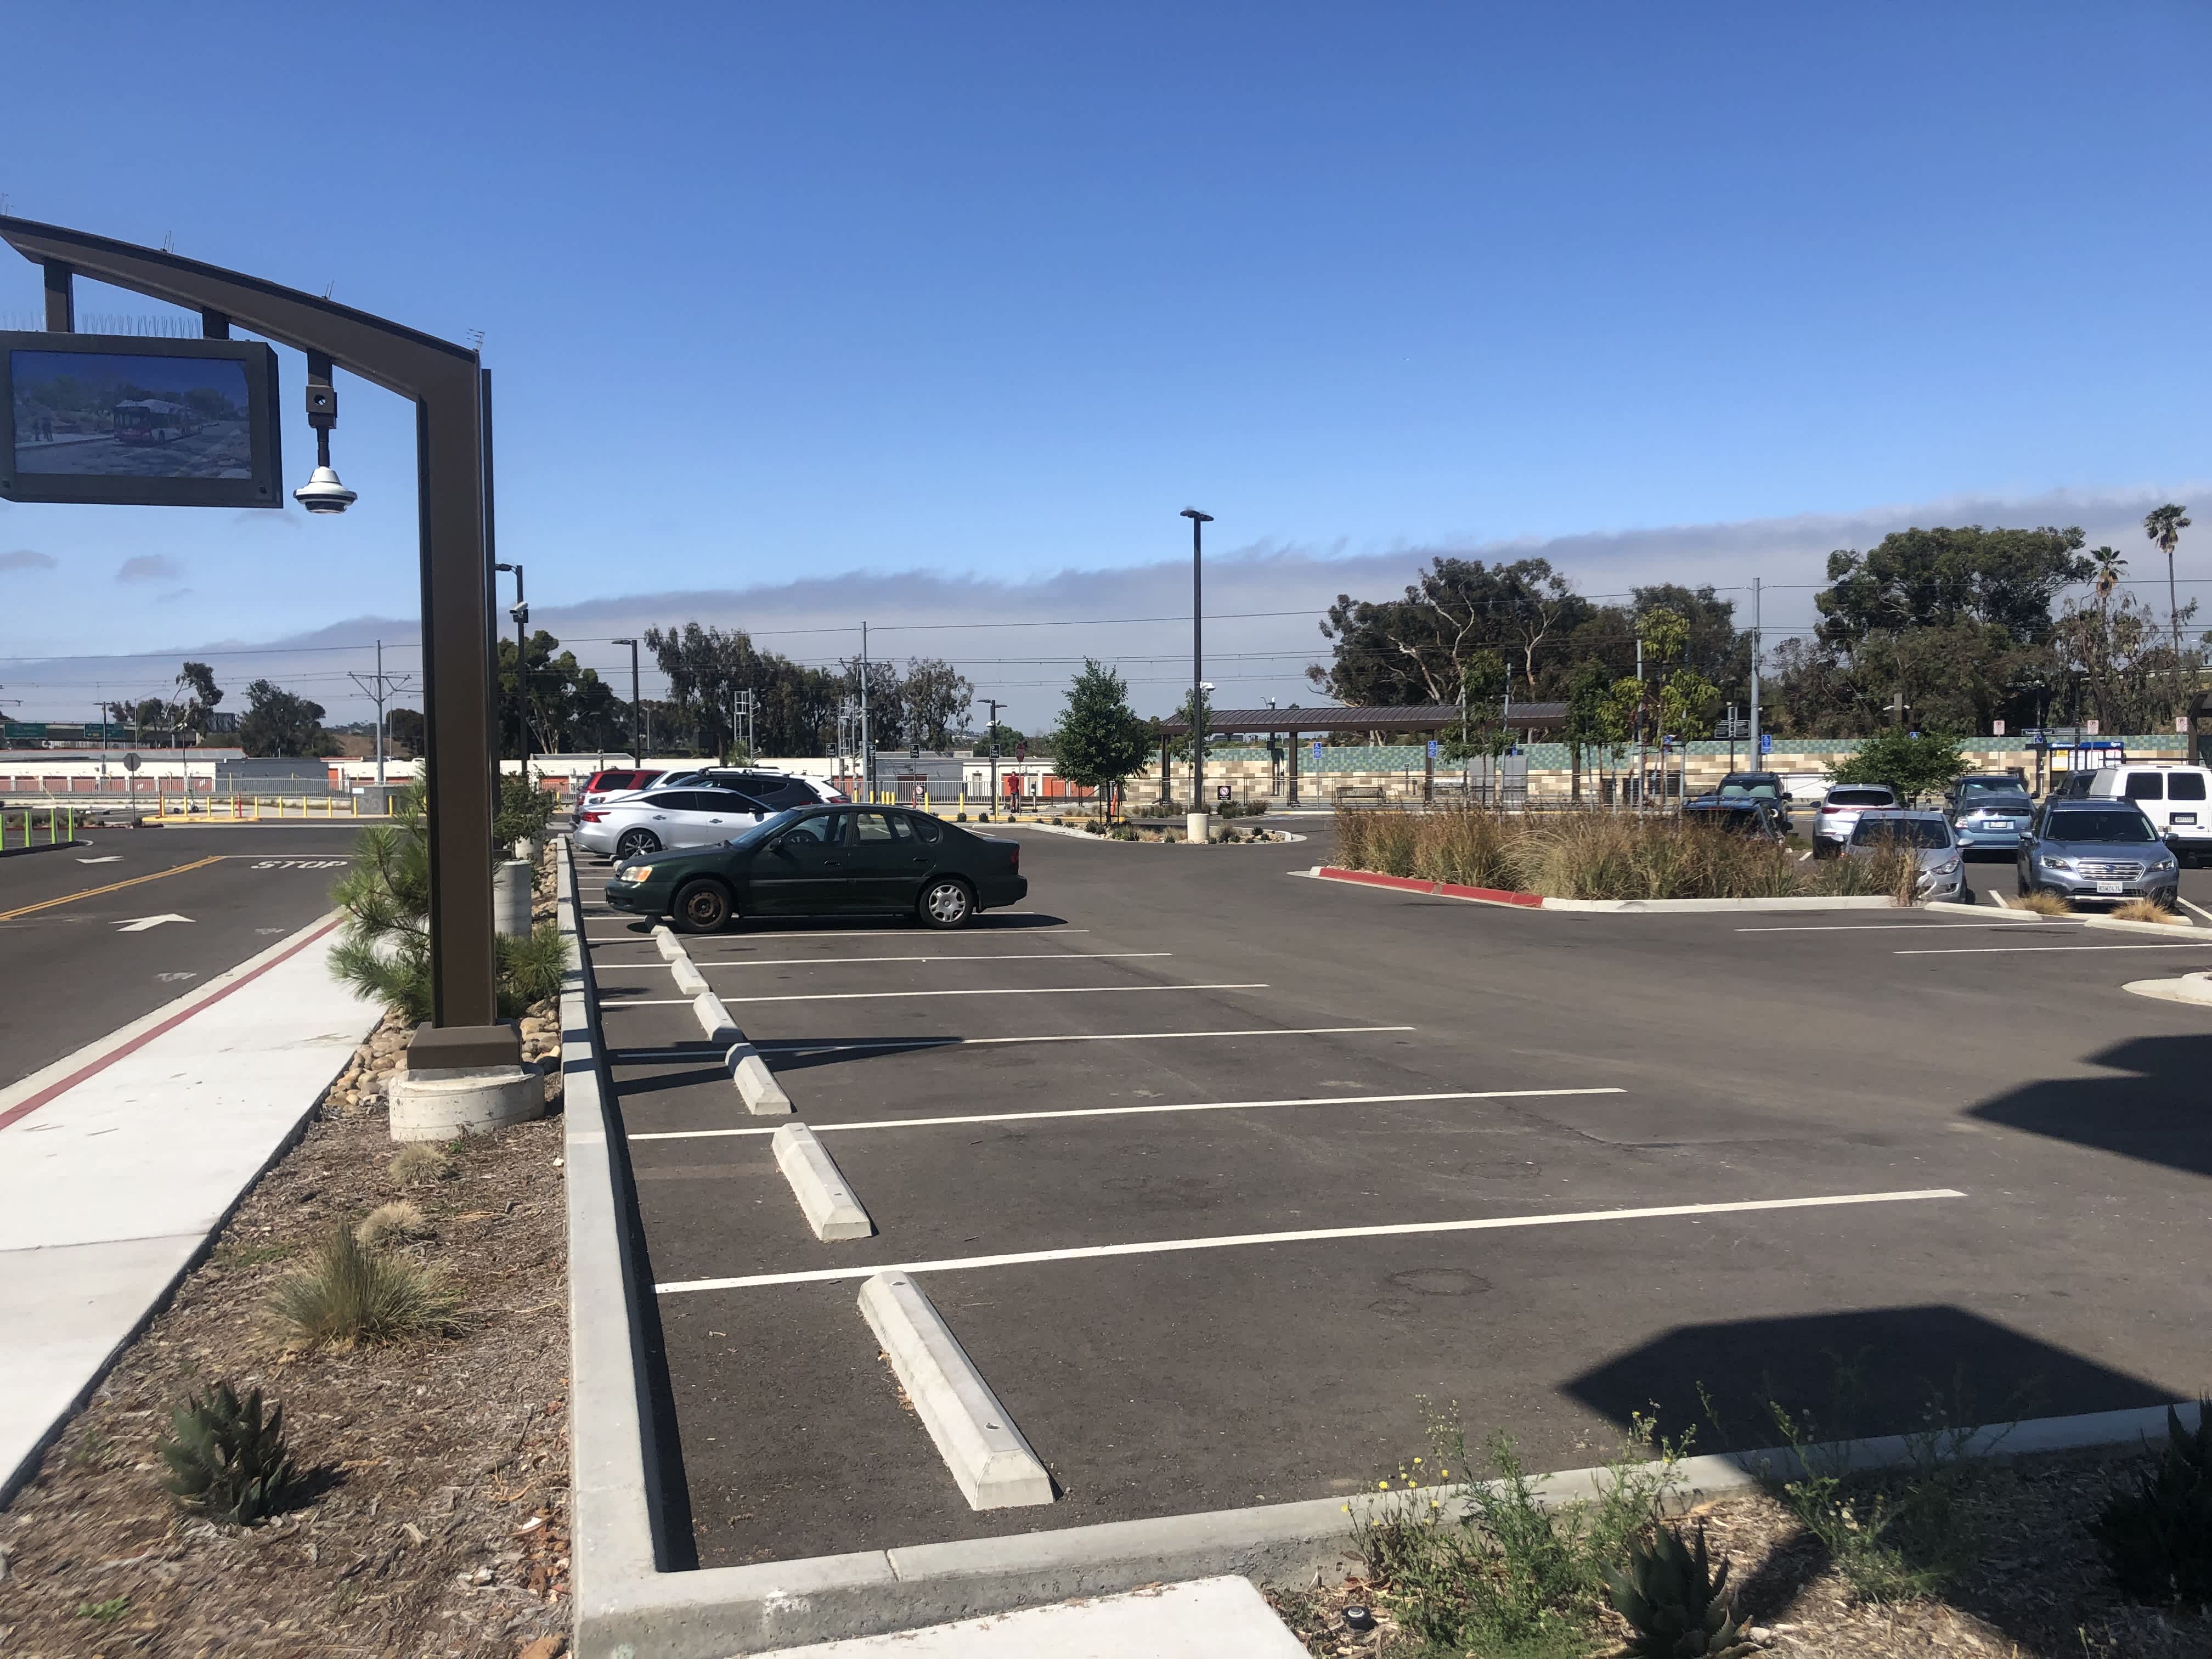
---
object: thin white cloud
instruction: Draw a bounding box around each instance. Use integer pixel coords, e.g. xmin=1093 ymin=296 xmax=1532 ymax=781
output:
xmin=117 ymin=554 xmax=184 ymax=584
xmin=0 ymin=548 xmax=57 ymax=572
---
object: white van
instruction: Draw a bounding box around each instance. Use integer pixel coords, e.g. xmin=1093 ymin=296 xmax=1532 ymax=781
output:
xmin=2085 ymin=764 xmax=2212 ymax=864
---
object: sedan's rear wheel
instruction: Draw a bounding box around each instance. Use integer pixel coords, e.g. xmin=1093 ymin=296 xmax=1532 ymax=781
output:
xmin=616 ymin=828 xmax=661 ymax=860
xmin=918 ymin=877 xmax=974 ymax=930
xmin=672 ymin=878 xmax=734 ymax=934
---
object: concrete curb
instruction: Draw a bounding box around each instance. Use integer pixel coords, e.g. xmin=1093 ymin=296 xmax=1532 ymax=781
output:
xmin=857 ymin=1271 xmax=1053 ymax=1510
xmin=669 ymin=955 xmax=710 ymax=996
xmin=2081 ymin=911 xmax=2199 ymax=937
xmin=1963 ymin=894 xmax=2196 ymax=937
xmin=730 ymin=1046 xmax=794 ymax=1114
xmin=2123 ymin=970 xmax=2212 ymax=1006
xmin=693 ymin=989 xmax=740 ymax=1044
xmin=771 ymin=1123 xmax=874 ymax=1241
xmin=1304 ymin=865 xmax=1901 ymax=913
xmin=653 ymin=923 xmax=684 ymax=962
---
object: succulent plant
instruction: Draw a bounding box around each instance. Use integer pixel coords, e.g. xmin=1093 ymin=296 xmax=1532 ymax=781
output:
xmin=155 ymin=1380 xmax=300 ymax=1525
xmin=1605 ymin=1523 xmax=1758 ymax=1658
xmin=2094 ymin=1400 xmax=2212 ymax=1604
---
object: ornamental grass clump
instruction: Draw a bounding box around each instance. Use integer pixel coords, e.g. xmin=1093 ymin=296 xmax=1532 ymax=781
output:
xmin=267 ymin=1222 xmax=458 ymax=1349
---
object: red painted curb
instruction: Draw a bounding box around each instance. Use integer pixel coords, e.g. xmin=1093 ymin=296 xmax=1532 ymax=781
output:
xmin=1314 ymin=866 xmax=1547 ymax=909
xmin=0 ymin=917 xmax=346 ymax=1135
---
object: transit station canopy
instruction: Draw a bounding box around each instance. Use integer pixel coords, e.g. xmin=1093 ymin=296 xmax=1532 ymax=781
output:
xmin=1156 ymin=702 xmax=1567 ymax=737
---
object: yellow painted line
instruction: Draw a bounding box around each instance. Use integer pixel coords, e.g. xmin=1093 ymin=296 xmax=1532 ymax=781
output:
xmin=0 ymin=856 xmax=226 ymax=922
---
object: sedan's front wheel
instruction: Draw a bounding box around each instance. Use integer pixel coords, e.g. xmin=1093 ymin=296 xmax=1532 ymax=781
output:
xmin=672 ymin=878 xmax=734 ymax=934
xmin=918 ymin=877 xmax=975 ymax=930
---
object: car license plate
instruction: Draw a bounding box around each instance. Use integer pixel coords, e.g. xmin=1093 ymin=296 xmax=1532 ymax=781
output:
xmin=2172 ymin=812 xmax=2197 ymax=825
xmin=1986 ymin=819 xmax=2014 ymax=830
xmin=2096 ymin=880 xmax=2124 ymax=894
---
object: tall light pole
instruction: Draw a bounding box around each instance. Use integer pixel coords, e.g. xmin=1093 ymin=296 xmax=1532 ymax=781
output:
xmin=610 ymin=637 xmax=641 ymax=762
xmin=496 ymin=561 xmax=527 ymax=770
xmin=980 ymin=697 xmax=1005 ymax=819
xmin=1182 ymin=507 xmax=1212 ymax=843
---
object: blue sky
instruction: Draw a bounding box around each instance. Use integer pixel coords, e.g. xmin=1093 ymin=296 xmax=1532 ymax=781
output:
xmin=2 ymin=2 xmax=2208 ymax=726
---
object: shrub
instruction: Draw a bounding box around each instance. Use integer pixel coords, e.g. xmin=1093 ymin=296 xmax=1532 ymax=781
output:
xmin=2111 ymin=898 xmax=2185 ymax=924
xmin=387 ymin=1143 xmax=453 ymax=1186
xmin=2094 ymin=1401 xmax=2212 ymax=1604
xmin=1353 ymin=1402 xmax=1686 ymax=1652
xmin=494 ymin=770 xmax=558 ymax=853
xmin=1606 ymin=1524 xmax=1757 ymax=1657
xmin=267 ymin=1223 xmax=459 ymax=1348
xmin=330 ymin=783 xmax=568 ymax=1024
xmin=2013 ymin=889 xmax=2072 ymax=916
xmin=155 ymin=1381 xmax=301 ymax=1525
xmin=354 ymin=1200 xmax=430 ymax=1248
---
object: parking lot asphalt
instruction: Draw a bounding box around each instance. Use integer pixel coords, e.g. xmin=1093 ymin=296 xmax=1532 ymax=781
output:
xmin=573 ymin=826 xmax=2212 ymax=1569
xmin=0 ymin=825 xmax=358 ymax=1090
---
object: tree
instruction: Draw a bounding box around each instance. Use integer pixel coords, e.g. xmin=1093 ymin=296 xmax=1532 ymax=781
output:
xmin=1307 ymin=556 xmax=1593 ymax=706
xmin=1053 ymin=660 xmax=1150 ymax=819
xmin=238 ymin=679 xmax=330 ymax=758
xmin=900 ymin=658 xmax=975 ymax=750
xmin=386 ymin=708 xmax=425 ymax=758
xmin=2143 ymin=503 xmax=2192 ymax=695
xmin=1828 ymin=728 xmax=1967 ymax=803
xmin=174 ymin=661 xmax=222 ymax=741
xmin=1815 ymin=525 xmax=2091 ymax=648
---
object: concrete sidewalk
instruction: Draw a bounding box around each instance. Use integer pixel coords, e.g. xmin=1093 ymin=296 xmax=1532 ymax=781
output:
xmin=752 ymin=1577 xmax=1307 ymax=1657
xmin=0 ymin=912 xmax=376 ymax=1500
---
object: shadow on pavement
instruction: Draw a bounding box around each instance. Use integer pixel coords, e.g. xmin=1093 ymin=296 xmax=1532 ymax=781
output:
xmin=1564 ymin=1304 xmax=2176 ymax=1454
xmin=1968 ymin=1034 xmax=2212 ymax=1181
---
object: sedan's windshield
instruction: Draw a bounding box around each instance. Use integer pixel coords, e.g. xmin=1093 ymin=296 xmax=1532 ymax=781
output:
xmin=2043 ymin=810 xmax=2158 ymax=844
xmin=1826 ymin=788 xmax=1894 ymax=808
xmin=1852 ymin=818 xmax=1952 ymax=848
xmin=725 ymin=807 xmax=808 ymax=847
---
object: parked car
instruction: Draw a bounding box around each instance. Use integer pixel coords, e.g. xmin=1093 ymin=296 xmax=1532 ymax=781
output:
xmin=574 ymin=787 xmax=773 ymax=860
xmin=2017 ymin=802 xmax=2180 ymax=909
xmin=2083 ymin=764 xmax=2212 ymax=866
xmin=1812 ymin=784 xmax=1898 ymax=855
xmin=1681 ymin=796 xmax=1790 ymax=839
xmin=1844 ymin=810 xmax=1966 ymax=902
xmin=1945 ymin=777 xmax=2034 ymax=856
xmin=603 ymin=804 xmax=1026 ymax=932
xmin=2047 ymin=767 xmax=2113 ymax=801
xmin=579 ymin=768 xmax=668 ymax=808
xmin=648 ymin=769 xmax=847 ymax=810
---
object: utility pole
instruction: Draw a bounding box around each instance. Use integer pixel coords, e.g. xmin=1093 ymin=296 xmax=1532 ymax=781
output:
xmin=610 ymin=637 xmax=640 ymax=763
xmin=348 ymin=639 xmax=417 ymax=789
xmin=1633 ymin=636 xmax=1645 ymax=811
xmin=1747 ymin=575 xmax=1762 ymax=776
xmin=859 ymin=620 xmax=871 ymax=805
xmin=496 ymin=561 xmax=527 ymax=770
xmin=981 ymin=697 xmax=1005 ymax=819
xmin=1181 ymin=507 xmax=1212 ymax=842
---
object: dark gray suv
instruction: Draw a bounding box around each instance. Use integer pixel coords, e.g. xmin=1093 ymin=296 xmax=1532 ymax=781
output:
xmin=2017 ymin=802 xmax=2180 ymax=909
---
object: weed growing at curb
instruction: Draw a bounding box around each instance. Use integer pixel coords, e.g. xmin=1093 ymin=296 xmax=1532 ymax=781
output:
xmin=2014 ymin=888 xmax=2073 ymax=915
xmin=1351 ymin=1400 xmax=1689 ymax=1655
xmin=76 ymin=1596 xmax=131 ymax=1622
xmin=267 ymin=1222 xmax=459 ymax=1349
xmin=2111 ymin=897 xmax=2185 ymax=924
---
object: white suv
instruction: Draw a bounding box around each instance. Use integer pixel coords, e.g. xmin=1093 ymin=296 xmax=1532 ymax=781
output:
xmin=1812 ymin=784 xmax=1899 ymax=856
xmin=2084 ymin=764 xmax=2212 ymax=866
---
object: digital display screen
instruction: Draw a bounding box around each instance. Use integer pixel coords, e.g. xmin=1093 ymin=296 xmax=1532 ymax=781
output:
xmin=12 ymin=350 xmax=255 ymax=479
xmin=0 ymin=334 xmax=281 ymax=508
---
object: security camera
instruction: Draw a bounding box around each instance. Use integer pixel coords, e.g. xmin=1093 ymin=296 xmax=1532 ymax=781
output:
xmin=1199 ymin=681 xmax=1216 ymax=693
xmin=510 ymin=602 xmax=530 ymax=627
xmin=293 ymin=465 xmax=357 ymax=515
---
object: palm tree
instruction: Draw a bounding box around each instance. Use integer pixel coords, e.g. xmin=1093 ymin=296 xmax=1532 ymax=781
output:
xmin=2090 ymin=545 xmax=2128 ymax=611
xmin=2144 ymin=503 xmax=2192 ymax=704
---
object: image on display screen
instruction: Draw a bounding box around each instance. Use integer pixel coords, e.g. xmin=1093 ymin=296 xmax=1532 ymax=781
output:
xmin=11 ymin=350 xmax=256 ymax=481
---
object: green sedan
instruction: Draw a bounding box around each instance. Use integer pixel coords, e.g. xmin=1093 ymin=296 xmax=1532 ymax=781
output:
xmin=601 ymin=805 xmax=1028 ymax=933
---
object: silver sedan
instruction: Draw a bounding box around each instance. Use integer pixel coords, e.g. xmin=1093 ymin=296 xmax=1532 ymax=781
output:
xmin=573 ymin=788 xmax=771 ymax=861
xmin=1843 ymin=810 xmax=1966 ymax=901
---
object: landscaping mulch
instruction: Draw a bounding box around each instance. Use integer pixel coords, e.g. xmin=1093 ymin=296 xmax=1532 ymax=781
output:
xmin=0 ymin=851 xmax=573 ymax=1659
xmin=1268 ymin=1446 xmax=2212 ymax=1657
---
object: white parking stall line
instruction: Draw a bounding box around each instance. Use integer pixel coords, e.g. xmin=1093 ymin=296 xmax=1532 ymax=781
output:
xmin=1893 ymin=941 xmax=2212 ymax=955
xmin=599 ymin=983 xmax=1267 ymax=1008
xmin=607 ymin=1025 xmax=1417 ymax=1062
xmin=1739 ymin=922 xmax=2086 ymax=933
xmin=656 ymin=1188 xmax=1969 ymax=1294
xmin=2182 ymin=896 xmax=2212 ymax=923
xmin=627 ymin=1086 xmax=1628 ymax=1141
xmin=697 ymin=951 xmax=1170 ymax=969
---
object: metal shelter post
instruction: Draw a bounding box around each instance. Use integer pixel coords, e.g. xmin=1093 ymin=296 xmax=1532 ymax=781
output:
xmin=1 ymin=215 xmax=507 ymax=1057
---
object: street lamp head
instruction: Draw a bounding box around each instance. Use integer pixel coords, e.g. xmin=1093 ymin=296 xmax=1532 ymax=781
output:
xmin=1181 ymin=507 xmax=1213 ymax=523
xmin=496 ymin=562 xmax=518 ymax=573
xmin=1199 ymin=681 xmax=1216 ymax=694
xmin=611 ymin=636 xmax=636 ymax=647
